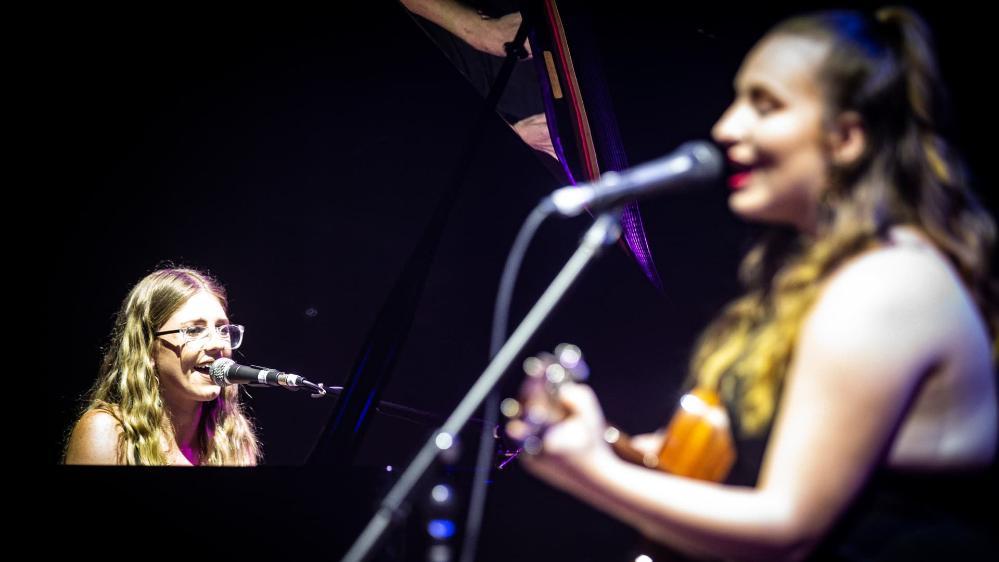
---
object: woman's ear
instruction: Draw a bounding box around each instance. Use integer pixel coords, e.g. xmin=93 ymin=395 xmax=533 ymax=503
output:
xmin=828 ymin=111 xmax=866 ymax=166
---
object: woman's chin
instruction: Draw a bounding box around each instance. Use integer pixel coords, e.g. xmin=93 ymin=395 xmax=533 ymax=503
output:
xmin=729 ymin=191 xmax=769 ymax=222
xmin=728 ymin=191 xmax=796 ymax=227
xmin=193 ymin=374 xmax=222 ymax=400
xmin=198 ymin=387 xmax=222 ymax=402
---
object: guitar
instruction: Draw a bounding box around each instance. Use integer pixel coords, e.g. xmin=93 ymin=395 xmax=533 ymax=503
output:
xmin=504 ymin=343 xmax=735 ymax=483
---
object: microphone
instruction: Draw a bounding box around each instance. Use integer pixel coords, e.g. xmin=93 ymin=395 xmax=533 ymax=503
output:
xmin=545 ymin=140 xmax=723 ymax=217
xmin=210 ymin=358 xmax=326 ymax=396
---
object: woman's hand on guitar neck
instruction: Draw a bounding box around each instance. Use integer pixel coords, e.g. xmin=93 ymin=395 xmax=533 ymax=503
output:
xmin=508 ymin=379 xmax=620 ymax=480
xmin=504 ymin=345 xmax=619 ymax=479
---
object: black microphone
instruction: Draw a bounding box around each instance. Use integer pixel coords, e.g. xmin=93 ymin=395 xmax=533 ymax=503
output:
xmin=210 ymin=358 xmax=326 ymax=396
xmin=544 ymin=140 xmax=723 ymax=217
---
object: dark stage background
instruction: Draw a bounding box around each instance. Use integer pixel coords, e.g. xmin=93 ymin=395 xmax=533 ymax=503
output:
xmin=46 ymin=2 xmax=994 ymax=559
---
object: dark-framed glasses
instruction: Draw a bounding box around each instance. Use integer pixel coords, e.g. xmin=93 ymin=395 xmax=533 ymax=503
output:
xmin=154 ymin=324 xmax=244 ymax=349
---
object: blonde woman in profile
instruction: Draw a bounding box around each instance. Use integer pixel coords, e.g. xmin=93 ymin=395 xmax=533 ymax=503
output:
xmin=65 ymin=268 xmax=260 ymax=466
xmin=508 ymin=7 xmax=997 ymax=561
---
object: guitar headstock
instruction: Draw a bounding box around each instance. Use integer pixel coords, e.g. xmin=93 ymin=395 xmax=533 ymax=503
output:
xmin=523 ymin=343 xmax=589 ymax=388
xmin=500 ymin=343 xmax=588 ymax=456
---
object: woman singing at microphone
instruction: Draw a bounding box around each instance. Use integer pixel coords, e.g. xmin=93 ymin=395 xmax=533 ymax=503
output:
xmin=508 ymin=7 xmax=996 ymax=560
xmin=64 ymin=268 xmax=260 ymax=466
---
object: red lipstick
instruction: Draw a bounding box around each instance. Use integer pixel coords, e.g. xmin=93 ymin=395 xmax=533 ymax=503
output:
xmin=728 ymin=171 xmax=751 ymax=190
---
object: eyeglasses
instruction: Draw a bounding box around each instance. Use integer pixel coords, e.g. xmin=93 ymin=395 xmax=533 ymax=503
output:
xmin=154 ymin=324 xmax=244 ymax=349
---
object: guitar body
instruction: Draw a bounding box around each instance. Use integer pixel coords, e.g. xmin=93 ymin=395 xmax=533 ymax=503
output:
xmin=655 ymin=387 xmax=736 ymax=482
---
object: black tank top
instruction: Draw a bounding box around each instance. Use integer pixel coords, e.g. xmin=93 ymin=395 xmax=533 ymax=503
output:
xmin=721 ymin=372 xmax=998 ymax=561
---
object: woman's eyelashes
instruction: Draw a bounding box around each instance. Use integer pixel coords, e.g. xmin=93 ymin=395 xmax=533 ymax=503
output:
xmin=749 ymin=87 xmax=781 ymax=116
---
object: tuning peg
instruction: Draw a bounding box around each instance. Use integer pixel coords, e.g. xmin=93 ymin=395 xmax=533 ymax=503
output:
xmin=544 ymin=362 xmax=567 ymax=385
xmin=500 ymin=397 xmax=522 ymax=418
xmin=522 ymin=356 xmax=545 ymax=378
xmin=554 ymin=343 xmax=582 ymax=367
xmin=554 ymin=343 xmax=589 ymax=382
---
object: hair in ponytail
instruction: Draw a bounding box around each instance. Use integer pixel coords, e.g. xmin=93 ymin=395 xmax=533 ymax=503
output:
xmin=691 ymin=7 xmax=998 ymax=435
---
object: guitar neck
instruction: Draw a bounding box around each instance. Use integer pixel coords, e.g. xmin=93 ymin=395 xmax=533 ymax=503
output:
xmin=607 ymin=429 xmax=657 ymax=468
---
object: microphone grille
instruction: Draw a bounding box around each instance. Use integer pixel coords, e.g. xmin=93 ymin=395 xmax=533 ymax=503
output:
xmin=210 ymin=358 xmax=235 ymax=386
xmin=679 ymin=140 xmax=724 ymax=180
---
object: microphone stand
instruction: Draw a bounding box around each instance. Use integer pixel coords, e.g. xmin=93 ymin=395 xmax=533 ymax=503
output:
xmin=341 ymin=211 xmax=622 ymax=562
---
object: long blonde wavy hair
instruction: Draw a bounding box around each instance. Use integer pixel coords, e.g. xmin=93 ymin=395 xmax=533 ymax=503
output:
xmin=66 ymin=268 xmax=261 ymax=465
xmin=691 ymin=7 xmax=998 ymax=436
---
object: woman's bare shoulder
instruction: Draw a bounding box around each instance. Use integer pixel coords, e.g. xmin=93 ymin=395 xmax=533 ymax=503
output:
xmin=802 ymin=226 xmax=985 ymax=381
xmin=822 ymin=228 xmax=967 ymax=319
xmin=64 ymin=409 xmax=123 ymax=465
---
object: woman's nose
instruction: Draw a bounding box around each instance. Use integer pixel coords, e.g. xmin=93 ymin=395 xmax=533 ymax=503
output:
xmin=711 ymin=103 xmax=749 ymax=147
